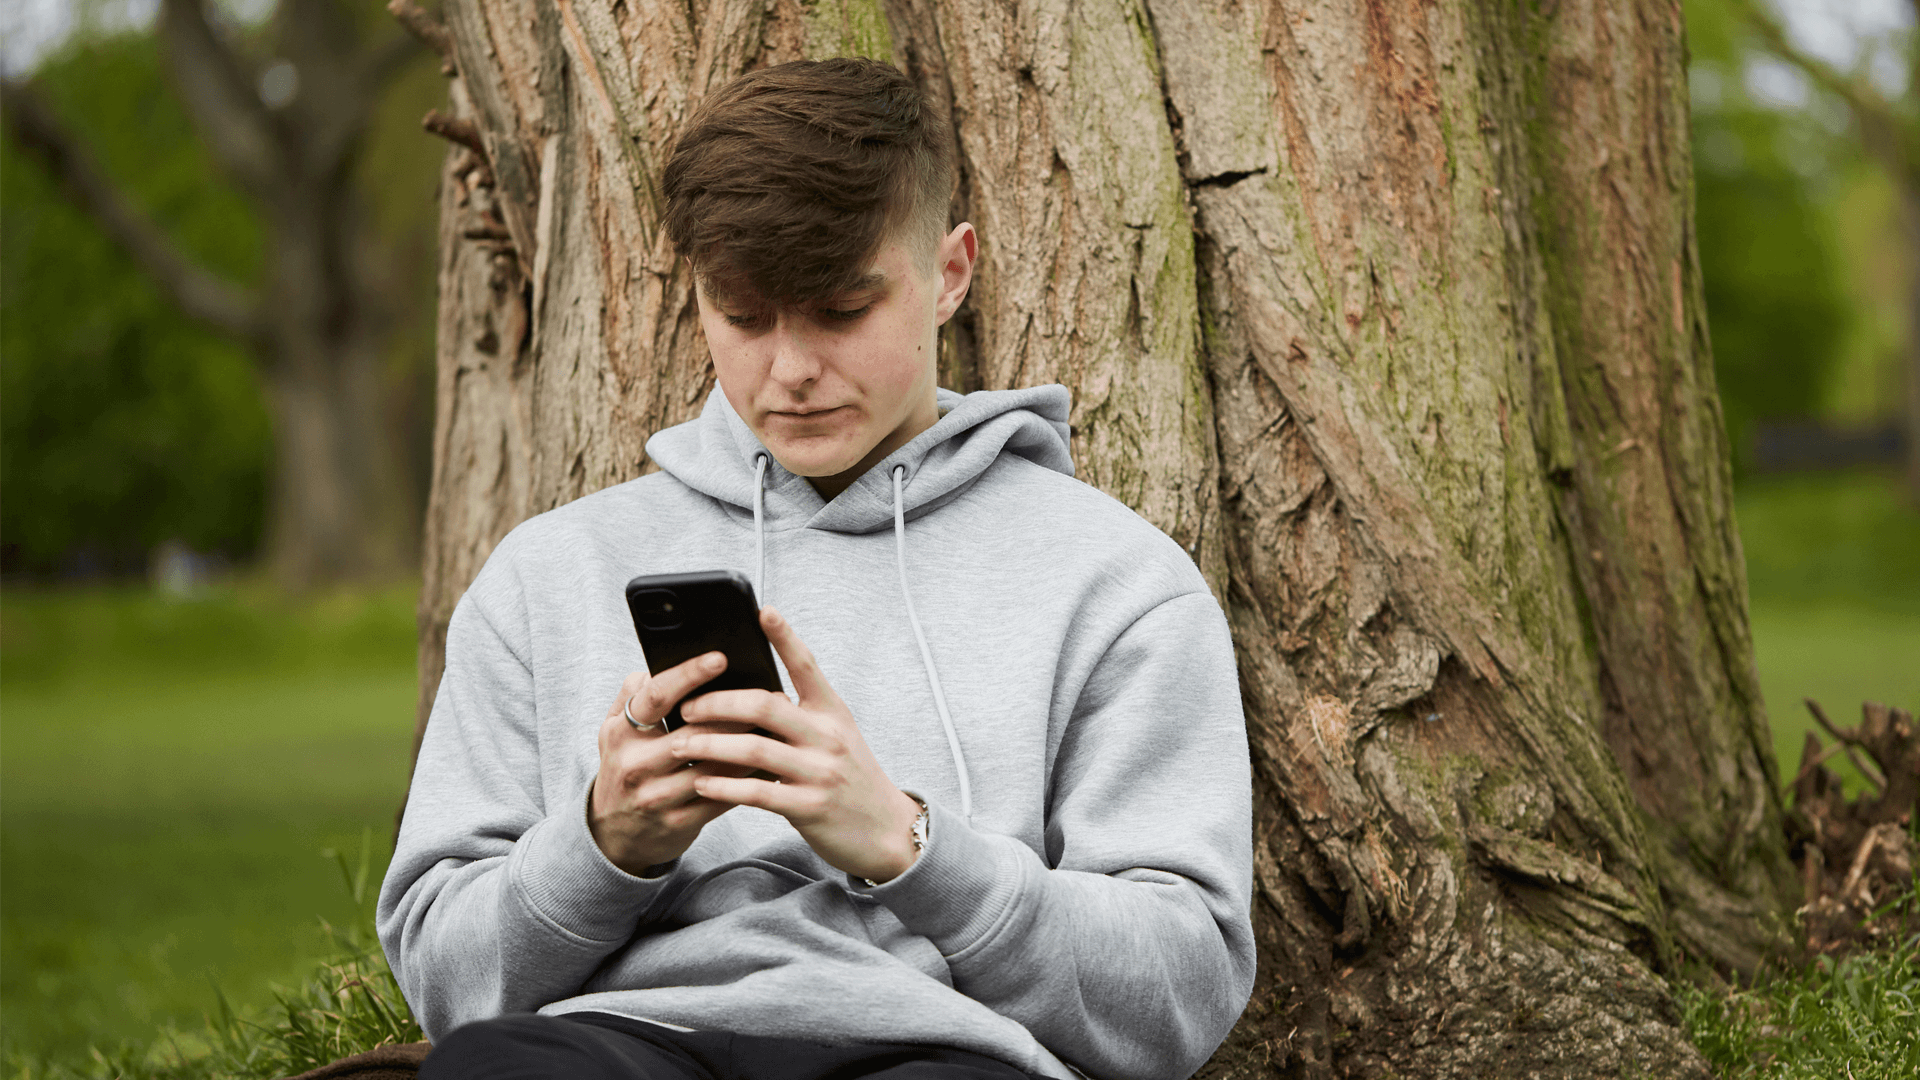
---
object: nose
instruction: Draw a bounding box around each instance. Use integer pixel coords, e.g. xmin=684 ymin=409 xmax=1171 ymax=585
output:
xmin=766 ymin=314 xmax=821 ymax=390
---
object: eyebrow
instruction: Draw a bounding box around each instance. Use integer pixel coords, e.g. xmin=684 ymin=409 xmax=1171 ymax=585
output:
xmin=842 ymin=270 xmax=888 ymax=294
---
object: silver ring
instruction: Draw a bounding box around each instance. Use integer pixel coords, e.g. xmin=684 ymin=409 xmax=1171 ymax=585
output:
xmin=623 ymin=696 xmax=661 ymax=732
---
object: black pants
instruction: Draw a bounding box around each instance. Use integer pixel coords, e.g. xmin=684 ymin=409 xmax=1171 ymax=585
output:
xmin=420 ymin=1012 xmax=1039 ymax=1080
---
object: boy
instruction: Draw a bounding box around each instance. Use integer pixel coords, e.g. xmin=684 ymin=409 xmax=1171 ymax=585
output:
xmin=380 ymin=57 xmax=1253 ymax=1080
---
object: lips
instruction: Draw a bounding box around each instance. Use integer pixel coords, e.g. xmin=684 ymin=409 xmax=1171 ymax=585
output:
xmin=770 ymin=406 xmax=845 ymax=419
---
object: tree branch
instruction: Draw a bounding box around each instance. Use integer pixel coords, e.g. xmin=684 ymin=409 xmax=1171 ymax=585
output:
xmin=1728 ymin=0 xmax=1919 ymax=186
xmin=422 ymin=109 xmax=487 ymax=158
xmin=303 ymin=32 xmax=426 ymax=186
xmin=387 ymin=0 xmax=455 ymax=75
xmin=2 ymin=79 xmax=264 ymax=342
xmin=156 ymin=0 xmax=282 ymax=195
xmin=1804 ymin=698 xmax=1888 ymax=794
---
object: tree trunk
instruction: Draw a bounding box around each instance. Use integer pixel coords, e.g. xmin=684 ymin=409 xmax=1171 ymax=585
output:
xmin=409 ymin=0 xmax=1797 ymax=1073
xmin=260 ymin=191 xmax=420 ymax=585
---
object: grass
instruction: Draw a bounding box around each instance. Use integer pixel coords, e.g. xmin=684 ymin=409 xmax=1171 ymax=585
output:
xmin=0 ymin=581 xmax=418 ymax=1073
xmin=1682 ymin=465 xmax=1920 ymax=1077
xmin=5 ymin=846 xmax=424 ymax=1080
xmin=1736 ymin=468 xmax=1920 ymax=791
xmin=1679 ymin=879 xmax=1920 ymax=1080
xmin=0 ymin=468 xmax=1914 ymax=1077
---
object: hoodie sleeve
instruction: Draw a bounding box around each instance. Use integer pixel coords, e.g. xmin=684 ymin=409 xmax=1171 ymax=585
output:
xmin=376 ymin=547 xmax=684 ymax=1040
xmin=860 ymin=590 xmax=1256 ymax=1080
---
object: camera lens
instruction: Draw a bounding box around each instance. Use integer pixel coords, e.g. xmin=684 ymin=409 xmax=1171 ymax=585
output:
xmin=632 ymin=589 xmax=683 ymax=631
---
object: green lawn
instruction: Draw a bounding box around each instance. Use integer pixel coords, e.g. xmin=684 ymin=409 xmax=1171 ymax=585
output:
xmin=1 ymin=585 xmax=417 ymax=1069
xmin=1736 ymin=468 xmax=1920 ymax=789
xmin=0 ymin=468 xmax=1913 ymax=1075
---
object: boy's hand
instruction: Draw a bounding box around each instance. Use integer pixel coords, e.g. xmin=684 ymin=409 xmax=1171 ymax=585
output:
xmin=588 ymin=654 xmax=755 ymax=876
xmin=670 ymin=607 xmax=925 ymax=885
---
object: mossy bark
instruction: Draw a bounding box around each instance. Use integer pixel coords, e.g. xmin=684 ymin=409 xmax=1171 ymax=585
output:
xmin=408 ymin=0 xmax=1794 ymax=1074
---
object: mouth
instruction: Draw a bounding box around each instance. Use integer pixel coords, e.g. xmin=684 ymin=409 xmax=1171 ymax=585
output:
xmin=769 ymin=405 xmax=846 ymax=419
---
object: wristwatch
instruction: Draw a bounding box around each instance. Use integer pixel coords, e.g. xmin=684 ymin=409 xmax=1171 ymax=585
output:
xmin=863 ymin=794 xmax=929 ymax=887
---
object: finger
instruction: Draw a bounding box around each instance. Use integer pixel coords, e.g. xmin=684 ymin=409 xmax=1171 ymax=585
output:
xmin=600 ymin=670 xmax=651 ymax=750
xmin=620 ymin=751 xmax=760 ymax=811
xmin=690 ymin=773 xmax=811 ymax=816
xmin=671 ymin=731 xmax=817 ymax=783
xmin=679 ymin=688 xmax=810 ymax=744
xmin=656 ymin=793 xmax=734 ymax=832
xmin=620 ymin=651 xmax=728 ymax=741
xmin=605 ymin=733 xmax=694 ymax=792
xmin=760 ymin=607 xmax=841 ymax=710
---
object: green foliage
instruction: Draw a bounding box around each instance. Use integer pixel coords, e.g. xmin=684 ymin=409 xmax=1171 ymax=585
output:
xmin=1679 ymin=879 xmax=1920 ymax=1079
xmin=1682 ymin=0 xmax=1915 ymax=464
xmin=0 ymin=32 xmax=271 ymax=576
xmin=1 ymin=6 xmax=450 ymax=580
xmin=1682 ymin=12 xmax=1852 ymax=472
xmin=1693 ymin=100 xmax=1851 ymax=466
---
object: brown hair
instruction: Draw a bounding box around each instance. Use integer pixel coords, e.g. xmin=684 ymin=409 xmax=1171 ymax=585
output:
xmin=662 ymin=57 xmax=953 ymax=306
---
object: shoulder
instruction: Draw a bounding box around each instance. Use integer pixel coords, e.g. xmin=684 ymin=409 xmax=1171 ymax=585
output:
xmin=466 ymin=472 xmax=691 ymax=597
xmin=960 ymin=455 xmax=1213 ymax=606
xmin=497 ymin=470 xmax=697 ymax=550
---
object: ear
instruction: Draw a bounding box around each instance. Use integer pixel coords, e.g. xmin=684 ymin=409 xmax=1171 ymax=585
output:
xmin=933 ymin=223 xmax=976 ymax=326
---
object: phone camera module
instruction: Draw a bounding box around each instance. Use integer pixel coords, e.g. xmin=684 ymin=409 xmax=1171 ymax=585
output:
xmin=632 ymin=589 xmax=684 ymax=631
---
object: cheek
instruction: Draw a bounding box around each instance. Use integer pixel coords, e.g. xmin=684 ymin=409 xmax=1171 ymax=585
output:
xmin=702 ymin=321 xmax=758 ymax=380
xmin=860 ymin=311 xmax=934 ymax=388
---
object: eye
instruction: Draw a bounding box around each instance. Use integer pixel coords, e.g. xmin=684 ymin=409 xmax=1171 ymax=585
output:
xmin=722 ymin=311 xmax=767 ymax=330
xmin=816 ymin=303 xmax=873 ymax=323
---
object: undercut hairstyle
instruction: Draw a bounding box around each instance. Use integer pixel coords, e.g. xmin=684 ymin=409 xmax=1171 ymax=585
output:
xmin=662 ymin=57 xmax=954 ymax=307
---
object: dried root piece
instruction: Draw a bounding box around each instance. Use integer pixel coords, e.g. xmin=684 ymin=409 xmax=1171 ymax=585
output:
xmin=1787 ymin=700 xmax=1919 ymax=954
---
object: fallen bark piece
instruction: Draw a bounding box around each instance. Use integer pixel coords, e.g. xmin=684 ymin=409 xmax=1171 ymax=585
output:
xmin=280 ymin=1040 xmax=431 ymax=1080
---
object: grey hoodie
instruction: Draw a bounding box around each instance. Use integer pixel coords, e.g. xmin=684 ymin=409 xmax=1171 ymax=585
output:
xmin=379 ymin=385 xmax=1254 ymax=1080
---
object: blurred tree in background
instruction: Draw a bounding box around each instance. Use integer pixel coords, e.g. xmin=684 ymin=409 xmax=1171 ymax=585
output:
xmin=2 ymin=0 xmax=448 ymax=585
xmin=1688 ymin=1 xmax=1849 ymax=470
xmin=2 ymin=30 xmax=271 ymax=577
xmin=1685 ymin=0 xmax=1916 ymax=487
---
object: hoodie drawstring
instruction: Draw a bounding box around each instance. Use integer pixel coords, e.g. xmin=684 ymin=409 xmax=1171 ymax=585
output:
xmin=752 ymin=453 xmax=768 ymax=604
xmin=746 ymin=457 xmax=973 ymax=823
xmin=892 ymin=465 xmax=973 ymax=821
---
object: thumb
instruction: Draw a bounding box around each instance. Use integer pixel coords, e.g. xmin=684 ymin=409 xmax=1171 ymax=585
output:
xmin=761 ymin=607 xmax=839 ymax=709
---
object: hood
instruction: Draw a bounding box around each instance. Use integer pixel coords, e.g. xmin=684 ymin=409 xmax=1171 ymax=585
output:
xmin=645 ymin=382 xmax=1075 ymax=824
xmin=646 ymin=384 xmax=1074 ymax=535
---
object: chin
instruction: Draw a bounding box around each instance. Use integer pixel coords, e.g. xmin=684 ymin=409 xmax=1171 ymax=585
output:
xmin=765 ymin=441 xmax=860 ymax=479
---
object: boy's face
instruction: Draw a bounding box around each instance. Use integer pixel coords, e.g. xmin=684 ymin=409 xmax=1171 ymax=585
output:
xmin=697 ymin=224 xmax=977 ymax=500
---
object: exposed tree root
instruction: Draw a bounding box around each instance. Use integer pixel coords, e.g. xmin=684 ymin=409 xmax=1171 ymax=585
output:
xmin=1786 ymin=700 xmax=1919 ymax=955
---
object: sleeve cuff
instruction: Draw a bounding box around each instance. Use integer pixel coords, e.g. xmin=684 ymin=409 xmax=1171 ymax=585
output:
xmin=509 ymin=781 xmax=677 ymax=943
xmin=854 ymin=797 xmax=1034 ymax=958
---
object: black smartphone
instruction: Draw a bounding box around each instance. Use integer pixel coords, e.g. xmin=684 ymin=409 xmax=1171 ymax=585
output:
xmin=624 ymin=570 xmax=784 ymax=732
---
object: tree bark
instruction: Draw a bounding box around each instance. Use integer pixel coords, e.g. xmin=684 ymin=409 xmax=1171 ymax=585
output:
xmin=410 ymin=0 xmax=1797 ymax=1073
